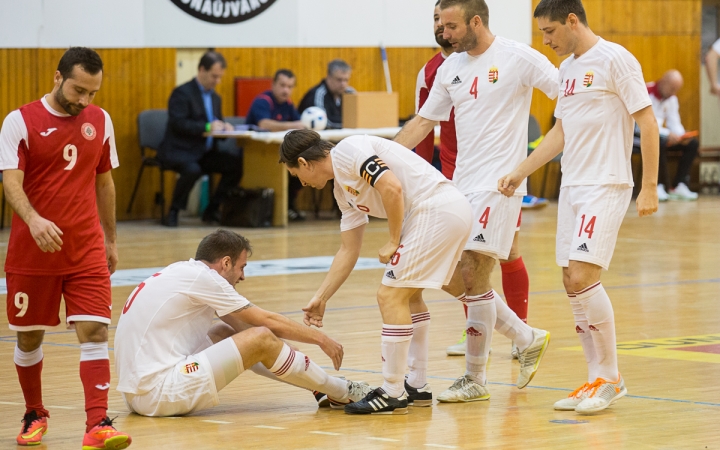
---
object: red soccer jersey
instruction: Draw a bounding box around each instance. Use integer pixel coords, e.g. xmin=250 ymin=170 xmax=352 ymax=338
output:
xmin=0 ymin=96 xmax=118 ymax=275
xmin=416 ymin=51 xmax=458 ymax=180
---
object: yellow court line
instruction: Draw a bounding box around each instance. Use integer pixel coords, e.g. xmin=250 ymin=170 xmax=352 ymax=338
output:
xmin=560 ymin=334 xmax=720 ymax=364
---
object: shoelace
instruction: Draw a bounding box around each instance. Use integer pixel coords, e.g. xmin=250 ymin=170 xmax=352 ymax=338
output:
xmin=569 ymin=382 xmax=591 ymax=399
xmin=96 ymin=416 xmax=118 ymax=430
xmin=585 ymin=379 xmax=605 ymax=398
xmin=20 ymin=412 xmax=41 ymax=434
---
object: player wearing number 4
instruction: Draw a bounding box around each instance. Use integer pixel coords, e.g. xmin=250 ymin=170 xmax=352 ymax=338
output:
xmin=280 ymin=130 xmax=473 ymax=414
xmin=0 ymin=48 xmax=131 ymax=448
xmin=499 ymin=0 xmax=659 ymax=414
xmin=395 ymin=0 xmax=555 ymax=403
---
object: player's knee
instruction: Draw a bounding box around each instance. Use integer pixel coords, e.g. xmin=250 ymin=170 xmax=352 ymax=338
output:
xmin=16 ymin=331 xmax=44 ymax=352
xmin=247 ymin=326 xmax=279 ymax=350
xmin=75 ymin=321 xmax=109 ymax=343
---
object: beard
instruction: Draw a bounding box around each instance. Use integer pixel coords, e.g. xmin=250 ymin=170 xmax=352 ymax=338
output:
xmin=435 ymin=28 xmax=452 ymax=50
xmin=55 ymin=82 xmax=85 ymax=116
xmin=455 ymin=29 xmax=478 ymax=52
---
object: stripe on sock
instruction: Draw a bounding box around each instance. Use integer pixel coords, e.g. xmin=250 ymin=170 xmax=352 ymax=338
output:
xmin=575 ymin=281 xmax=602 ymax=296
xmin=273 ymin=350 xmax=296 ymax=377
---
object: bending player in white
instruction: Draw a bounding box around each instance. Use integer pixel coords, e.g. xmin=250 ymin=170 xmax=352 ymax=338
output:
xmin=394 ymin=0 xmax=555 ymax=402
xmin=114 ymin=230 xmax=372 ymax=417
xmin=280 ymin=130 xmax=472 ymax=414
xmin=499 ymin=0 xmax=659 ymax=414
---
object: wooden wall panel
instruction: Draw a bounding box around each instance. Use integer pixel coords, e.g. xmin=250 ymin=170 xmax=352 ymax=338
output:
xmin=215 ymin=47 xmax=439 ymax=121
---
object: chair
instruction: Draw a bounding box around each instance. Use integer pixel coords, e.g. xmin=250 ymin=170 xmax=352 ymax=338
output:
xmin=126 ymin=110 xmax=169 ymax=221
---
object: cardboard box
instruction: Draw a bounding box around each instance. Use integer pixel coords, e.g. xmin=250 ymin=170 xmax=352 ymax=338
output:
xmin=342 ymin=92 xmax=399 ymax=128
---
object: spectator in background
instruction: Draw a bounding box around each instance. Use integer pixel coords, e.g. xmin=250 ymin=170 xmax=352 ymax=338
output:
xmin=299 ymin=60 xmax=356 ymax=129
xmin=246 ymin=69 xmax=306 ymax=220
xmin=648 ymin=70 xmax=698 ymax=201
xmin=245 ymin=69 xmax=304 ymax=132
xmin=158 ymin=50 xmax=242 ymax=227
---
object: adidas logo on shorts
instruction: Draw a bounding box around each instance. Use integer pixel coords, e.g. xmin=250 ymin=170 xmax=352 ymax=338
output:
xmin=577 ymin=243 xmax=589 ymax=252
xmin=451 ymin=76 xmax=462 ymax=85
xmin=473 ymin=234 xmax=486 ymax=242
xmin=385 ymin=270 xmax=397 ymax=280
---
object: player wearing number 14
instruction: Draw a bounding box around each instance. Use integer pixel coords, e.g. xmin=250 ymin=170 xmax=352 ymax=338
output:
xmin=0 ymin=48 xmax=130 ymax=448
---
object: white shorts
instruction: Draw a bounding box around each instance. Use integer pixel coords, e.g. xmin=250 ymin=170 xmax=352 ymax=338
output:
xmin=556 ymin=184 xmax=632 ymax=270
xmin=382 ymin=184 xmax=472 ymax=289
xmin=464 ymin=190 xmax=523 ymax=259
xmin=123 ymin=352 xmax=218 ymax=417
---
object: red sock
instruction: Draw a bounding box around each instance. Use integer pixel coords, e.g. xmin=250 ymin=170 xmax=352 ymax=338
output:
xmin=500 ymin=256 xmax=529 ymax=323
xmin=80 ymin=359 xmax=110 ymax=432
xmin=15 ymin=360 xmax=48 ymax=417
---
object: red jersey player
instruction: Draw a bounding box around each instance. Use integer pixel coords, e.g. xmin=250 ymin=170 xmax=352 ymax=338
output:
xmin=0 ymin=48 xmax=131 ymax=448
xmin=414 ymin=0 xmax=535 ymax=359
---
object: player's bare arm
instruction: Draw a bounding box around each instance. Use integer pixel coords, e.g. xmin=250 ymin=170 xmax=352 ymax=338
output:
xmin=632 ymin=105 xmax=660 ymax=217
xmin=257 ymin=118 xmax=304 ymax=132
xmin=303 ymin=225 xmax=365 ymax=328
xmin=2 ymin=169 xmax=64 ymax=253
xmin=393 ymin=115 xmax=438 ymax=150
xmin=96 ymin=170 xmax=118 ymax=274
xmin=373 ymin=170 xmax=404 ymax=264
xmin=228 ymin=304 xmax=344 ymax=370
xmin=706 ymin=49 xmax=720 ymax=95
xmin=498 ymin=119 xmax=565 ymax=197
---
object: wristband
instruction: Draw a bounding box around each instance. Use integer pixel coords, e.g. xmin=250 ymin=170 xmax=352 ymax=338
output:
xmin=205 ymin=122 xmax=211 ymax=132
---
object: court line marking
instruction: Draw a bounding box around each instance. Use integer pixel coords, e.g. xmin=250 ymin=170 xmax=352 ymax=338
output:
xmin=425 ymin=444 xmax=458 ymax=449
xmin=367 ymin=437 xmax=400 ymax=442
xmin=309 ymin=431 xmax=343 ymax=436
xmin=255 ymin=425 xmax=286 ymax=430
xmin=202 ymin=420 xmax=233 ymax=424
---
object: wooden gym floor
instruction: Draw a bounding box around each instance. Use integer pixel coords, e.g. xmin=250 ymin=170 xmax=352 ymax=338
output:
xmin=0 ymin=198 xmax=718 ymax=449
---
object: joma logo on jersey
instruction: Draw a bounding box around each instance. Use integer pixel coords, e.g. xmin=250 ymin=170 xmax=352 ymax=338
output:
xmin=345 ymin=185 xmax=360 ymax=196
xmin=584 ymin=71 xmax=594 ymax=88
xmin=182 ymin=362 xmax=200 ymax=374
xmin=488 ymin=66 xmax=499 ymax=84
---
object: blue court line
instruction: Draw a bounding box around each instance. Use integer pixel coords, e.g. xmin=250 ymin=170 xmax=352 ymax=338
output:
xmin=2 ymin=277 xmax=719 ymax=340
xmin=322 ymin=366 xmax=720 ymax=408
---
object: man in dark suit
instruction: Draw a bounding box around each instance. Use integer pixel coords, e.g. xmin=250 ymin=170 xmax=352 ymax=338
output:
xmin=158 ymin=51 xmax=242 ymax=227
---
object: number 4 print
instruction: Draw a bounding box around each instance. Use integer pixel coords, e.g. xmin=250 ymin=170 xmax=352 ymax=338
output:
xmin=578 ymin=214 xmax=596 ymax=239
xmin=470 ymin=76 xmax=479 ymax=99
xmin=479 ymin=207 xmax=490 ymax=229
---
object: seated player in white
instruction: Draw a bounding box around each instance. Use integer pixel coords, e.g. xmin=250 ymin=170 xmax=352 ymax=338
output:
xmin=279 ymin=130 xmax=473 ymax=415
xmin=114 ymin=230 xmax=371 ymax=417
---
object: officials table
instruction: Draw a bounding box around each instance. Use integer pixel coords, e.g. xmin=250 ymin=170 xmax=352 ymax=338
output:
xmin=209 ymin=127 xmax=409 ymax=226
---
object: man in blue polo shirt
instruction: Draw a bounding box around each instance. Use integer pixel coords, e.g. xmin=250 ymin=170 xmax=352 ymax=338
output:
xmin=246 ymin=69 xmax=306 ymax=220
xmin=246 ymin=70 xmax=304 ymax=131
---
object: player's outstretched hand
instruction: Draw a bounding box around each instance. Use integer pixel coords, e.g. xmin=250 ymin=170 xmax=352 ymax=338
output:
xmin=303 ymin=296 xmax=327 ymax=328
xmin=498 ymin=171 xmax=523 ymax=197
xmin=28 ymin=216 xmax=64 ymax=253
xmin=378 ymin=240 xmax=400 ymax=264
xmin=636 ymin=187 xmax=659 ymax=217
xmin=318 ymin=335 xmax=344 ymax=370
xmin=106 ymin=241 xmax=119 ymax=274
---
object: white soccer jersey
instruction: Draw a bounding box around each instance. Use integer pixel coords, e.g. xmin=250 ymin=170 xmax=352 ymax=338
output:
xmin=114 ymin=259 xmax=251 ymax=395
xmin=331 ymin=135 xmax=451 ymax=231
xmin=554 ymin=38 xmax=652 ymax=187
xmin=419 ymin=36 xmax=558 ymax=195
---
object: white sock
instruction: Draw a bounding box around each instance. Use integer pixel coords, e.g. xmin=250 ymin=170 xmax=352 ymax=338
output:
xmin=380 ymin=324 xmax=413 ymax=398
xmin=576 ymin=282 xmax=618 ymax=381
xmin=407 ymin=312 xmax=430 ymax=389
xmin=270 ymin=343 xmax=346 ymax=399
xmin=79 ymin=342 xmax=109 ymax=361
xmin=569 ymin=293 xmax=599 ymax=382
xmin=14 ymin=346 xmax=43 ymax=367
xmin=492 ymin=289 xmax=534 ymax=351
xmin=203 ymin=337 xmax=245 ymax=391
xmin=464 ymin=291 xmax=495 ymax=385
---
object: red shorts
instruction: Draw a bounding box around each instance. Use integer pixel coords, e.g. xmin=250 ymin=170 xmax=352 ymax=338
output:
xmin=6 ymin=266 xmax=112 ymax=331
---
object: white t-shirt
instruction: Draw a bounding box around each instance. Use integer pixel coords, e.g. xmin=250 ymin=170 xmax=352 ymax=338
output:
xmin=555 ymin=38 xmax=652 ymax=187
xmin=419 ymin=36 xmax=558 ymax=195
xmin=647 ymin=81 xmax=685 ymax=137
xmin=331 ymin=135 xmax=451 ymax=231
xmin=114 ymin=259 xmax=251 ymax=395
